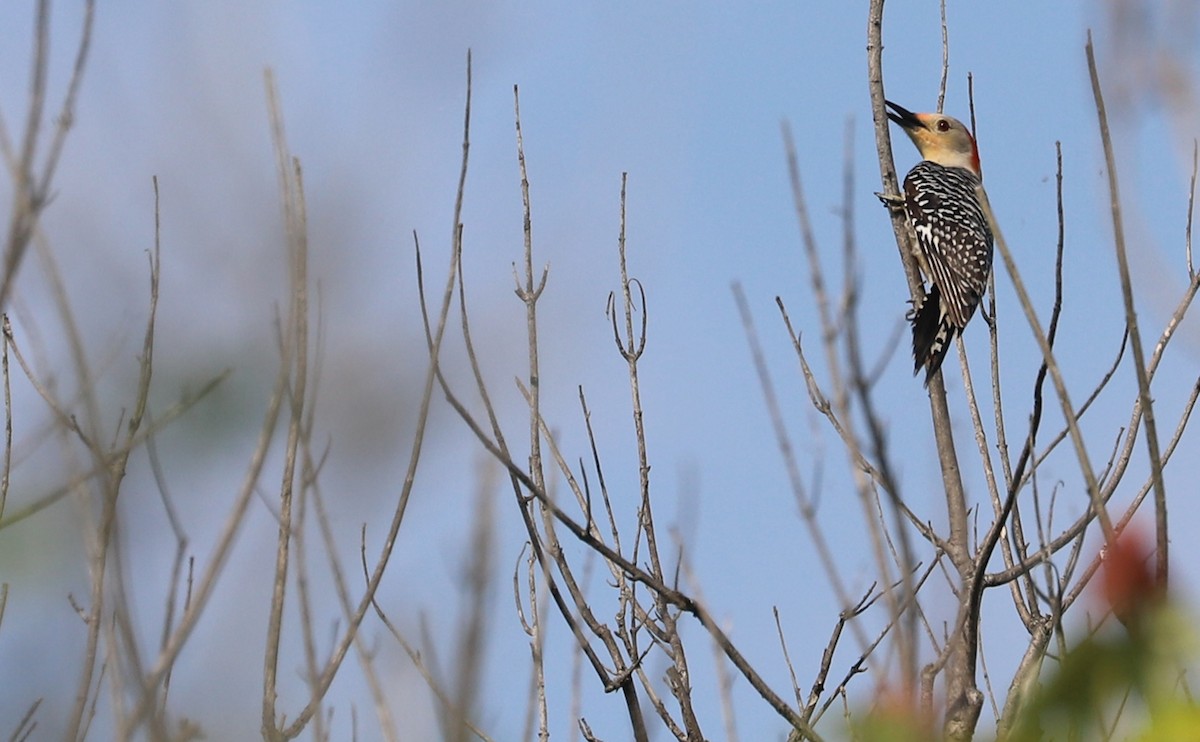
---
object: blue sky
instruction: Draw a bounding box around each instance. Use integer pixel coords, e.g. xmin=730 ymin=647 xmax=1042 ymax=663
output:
xmin=1 ymin=2 xmax=1198 ymax=740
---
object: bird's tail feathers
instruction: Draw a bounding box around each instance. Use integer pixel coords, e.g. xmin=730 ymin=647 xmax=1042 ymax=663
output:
xmin=911 ymin=285 xmax=956 ymax=386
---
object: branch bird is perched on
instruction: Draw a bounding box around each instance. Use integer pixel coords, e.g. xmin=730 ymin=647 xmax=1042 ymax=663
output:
xmin=879 ymin=100 xmax=994 ymax=385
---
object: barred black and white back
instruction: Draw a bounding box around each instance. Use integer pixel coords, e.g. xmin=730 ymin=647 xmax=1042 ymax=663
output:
xmin=902 ymin=161 xmax=994 ymax=384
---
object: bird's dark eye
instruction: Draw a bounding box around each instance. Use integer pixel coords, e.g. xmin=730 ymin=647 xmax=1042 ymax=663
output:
xmin=937 ymin=119 xmax=951 ymax=132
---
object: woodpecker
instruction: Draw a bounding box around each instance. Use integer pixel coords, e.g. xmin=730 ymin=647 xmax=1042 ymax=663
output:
xmin=881 ymin=100 xmax=994 ymax=385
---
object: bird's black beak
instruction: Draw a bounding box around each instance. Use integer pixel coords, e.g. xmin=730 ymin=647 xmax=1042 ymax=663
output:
xmin=885 ymin=100 xmax=922 ymax=131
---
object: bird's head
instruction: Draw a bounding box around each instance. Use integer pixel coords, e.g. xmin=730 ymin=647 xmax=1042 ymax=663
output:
xmin=885 ymin=100 xmax=981 ymax=176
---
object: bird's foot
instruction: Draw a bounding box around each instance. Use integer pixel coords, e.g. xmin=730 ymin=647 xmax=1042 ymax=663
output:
xmin=905 ymin=292 xmax=927 ymax=322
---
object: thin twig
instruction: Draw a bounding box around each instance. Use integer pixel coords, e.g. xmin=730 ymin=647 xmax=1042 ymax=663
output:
xmin=937 ymin=0 xmax=949 ymax=113
xmin=261 ymin=72 xmax=310 ymax=738
xmin=1086 ymin=31 xmax=1167 ymax=582
xmin=1187 ymin=140 xmax=1197 ymax=278
xmin=0 ymin=316 xmax=11 ymax=520
xmin=0 ymin=0 xmax=95 ymax=310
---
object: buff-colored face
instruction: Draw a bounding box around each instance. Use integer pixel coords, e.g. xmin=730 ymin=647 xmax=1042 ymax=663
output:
xmin=886 ymin=101 xmax=981 ymax=175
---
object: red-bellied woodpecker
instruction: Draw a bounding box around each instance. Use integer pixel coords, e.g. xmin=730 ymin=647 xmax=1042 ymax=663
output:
xmin=880 ymin=100 xmax=994 ymax=385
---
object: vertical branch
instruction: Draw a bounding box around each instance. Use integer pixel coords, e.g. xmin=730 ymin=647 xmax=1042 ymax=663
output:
xmin=17 ymin=0 xmax=51 ymax=175
xmin=0 ymin=0 xmax=96 ymax=310
xmin=113 ymin=176 xmax=167 ymax=733
xmin=0 ymin=314 xmax=11 ymax=520
xmin=937 ymin=0 xmax=949 ymax=113
xmin=867 ymin=0 xmax=968 ymax=574
xmin=613 ymin=175 xmax=651 ymax=528
xmin=261 ymin=71 xmax=310 ymax=740
xmin=0 ymin=0 xmax=51 ymax=310
xmin=67 ymin=138 xmax=157 ymax=742
xmin=867 ymin=3 xmax=974 ymax=734
xmin=610 ymin=173 xmax=702 ymax=738
xmin=1186 ymin=140 xmax=1196 ymax=279
xmin=510 ymin=85 xmax=560 ymax=742
xmin=292 ymin=454 xmax=325 ymax=742
xmin=518 ymin=549 xmax=549 ymax=742
xmin=868 ymin=0 xmax=921 ymax=298
xmin=1085 ymin=34 xmax=1168 ymax=582
xmin=513 ymin=85 xmax=547 ymax=493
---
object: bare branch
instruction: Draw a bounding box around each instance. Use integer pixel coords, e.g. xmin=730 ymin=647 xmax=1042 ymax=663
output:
xmin=1085 ymin=31 xmax=1167 ymax=583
